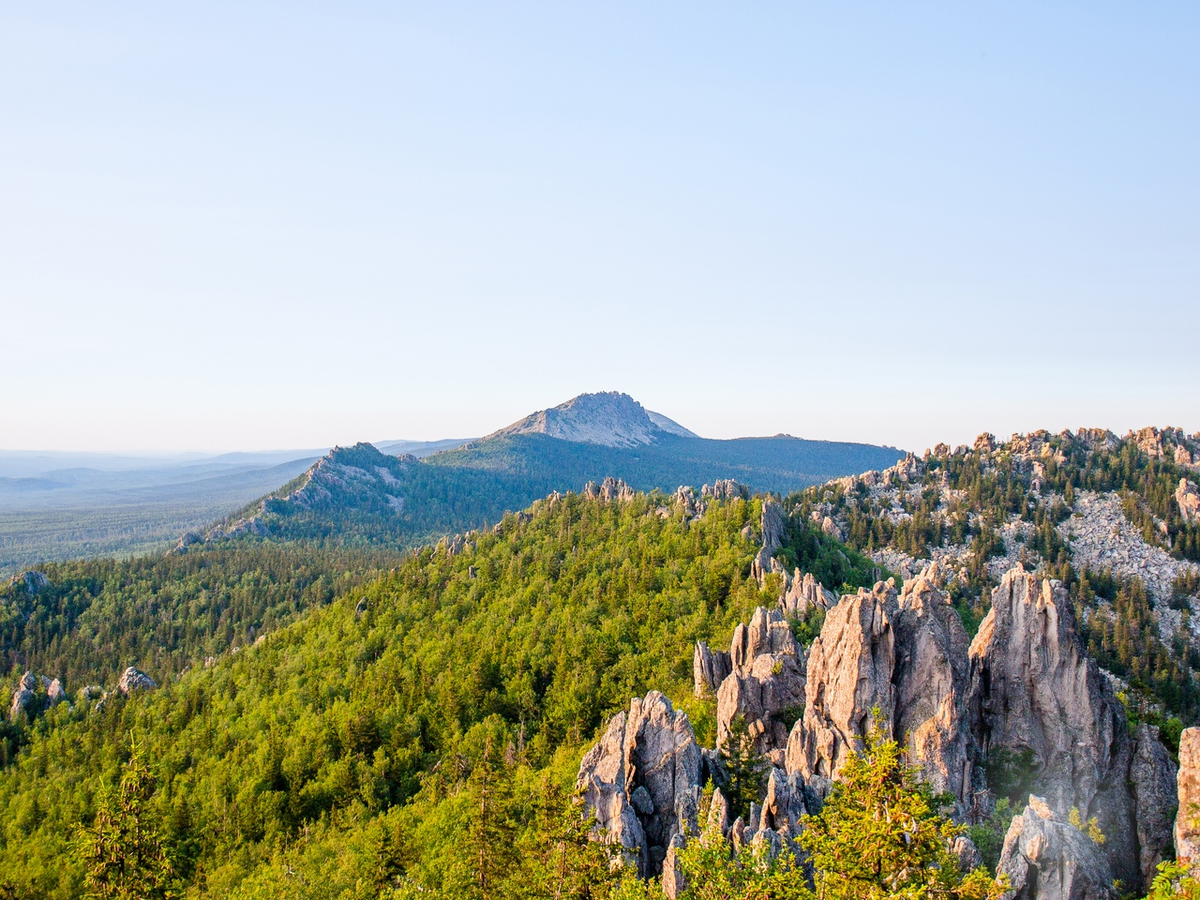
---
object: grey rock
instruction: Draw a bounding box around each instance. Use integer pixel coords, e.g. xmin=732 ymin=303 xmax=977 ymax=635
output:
xmin=10 ymin=570 xmax=49 ymax=594
xmin=46 ymin=678 xmax=67 ymax=706
xmin=758 ymin=766 xmax=806 ymax=839
xmin=786 ymin=583 xmax=896 ymax=796
xmin=702 ymin=480 xmax=748 ymax=502
xmin=1130 ymin=723 xmax=1178 ymax=884
xmin=892 ymin=565 xmax=974 ymax=813
xmin=716 ymin=607 xmax=806 ymax=759
xmin=996 ymin=798 xmax=1115 ymax=900
xmin=116 ymin=667 xmax=157 ymax=697
xmin=781 ymin=570 xmax=836 ymax=618
xmin=693 ymin=641 xmax=732 ymax=698
xmin=968 ymin=565 xmax=1140 ymax=890
xmin=953 ymin=835 xmax=983 ymax=872
xmin=1177 ymin=479 xmax=1200 ymax=525
xmin=577 ymin=691 xmax=702 ymax=878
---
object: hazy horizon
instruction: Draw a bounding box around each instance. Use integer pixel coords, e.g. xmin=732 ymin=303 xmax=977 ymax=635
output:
xmin=3 ymin=4 xmax=1197 ymax=454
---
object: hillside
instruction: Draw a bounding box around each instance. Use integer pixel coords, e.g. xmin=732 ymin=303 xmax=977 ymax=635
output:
xmin=788 ymin=425 xmax=1200 ymax=720
xmin=198 ymin=392 xmax=904 ymax=551
xmin=0 ymin=487 xmax=885 ymax=898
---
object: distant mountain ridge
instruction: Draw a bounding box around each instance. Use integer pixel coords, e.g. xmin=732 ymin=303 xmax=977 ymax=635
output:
xmin=198 ymin=392 xmax=903 ymax=550
xmin=488 ymin=391 xmax=698 ymax=447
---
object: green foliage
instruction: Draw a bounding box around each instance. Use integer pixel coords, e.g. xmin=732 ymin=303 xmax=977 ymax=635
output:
xmin=967 ymin=798 xmax=1017 ymax=874
xmin=985 ymin=748 xmax=1039 ymax=806
xmin=719 ymin=716 xmax=768 ymax=821
xmin=78 ymin=745 xmax=180 ymax=900
xmin=798 ymin=715 xmax=1006 ymax=900
xmin=0 ymin=491 xmax=778 ymax=897
xmin=1145 ymin=860 xmax=1200 ymax=900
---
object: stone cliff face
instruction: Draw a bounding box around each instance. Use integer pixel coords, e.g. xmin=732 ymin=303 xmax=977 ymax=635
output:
xmin=576 ymin=691 xmax=702 ymax=879
xmin=967 ymin=565 xmax=1173 ymax=891
xmin=785 ymin=582 xmax=896 ymax=797
xmin=1176 ymin=727 xmax=1200 ymax=875
xmin=891 ymin=563 xmax=974 ymax=813
xmin=584 ymin=562 xmax=1177 ymax=896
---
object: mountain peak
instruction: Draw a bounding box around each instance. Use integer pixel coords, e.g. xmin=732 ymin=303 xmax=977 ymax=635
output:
xmin=488 ymin=391 xmax=698 ymax=448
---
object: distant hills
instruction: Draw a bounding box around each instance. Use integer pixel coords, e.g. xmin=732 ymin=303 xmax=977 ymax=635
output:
xmin=202 ymin=392 xmax=904 ymax=549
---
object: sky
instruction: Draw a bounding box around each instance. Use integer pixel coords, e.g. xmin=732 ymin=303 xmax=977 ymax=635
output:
xmin=1 ymin=2 xmax=1197 ymax=454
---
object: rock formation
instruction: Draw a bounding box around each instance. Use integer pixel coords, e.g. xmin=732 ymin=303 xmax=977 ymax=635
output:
xmin=969 ymin=565 xmax=1169 ymax=891
xmin=786 ymin=581 xmax=896 ymax=796
xmin=1130 ymin=723 xmax=1179 ymax=882
xmin=116 ymin=667 xmax=157 ymax=697
xmin=9 ymin=571 xmax=49 ymax=594
xmin=890 ymin=563 xmax=974 ymax=812
xmin=1178 ymin=479 xmax=1200 ymax=525
xmin=780 ymin=570 xmax=836 ymax=618
xmin=997 ymin=797 xmax=1116 ymax=900
xmin=1176 ymin=727 xmax=1200 ymax=875
xmin=693 ymin=642 xmax=731 ymax=698
xmin=577 ymin=691 xmax=702 ymax=878
xmin=8 ymin=672 xmax=38 ymax=721
xmin=716 ymin=607 xmax=805 ymax=763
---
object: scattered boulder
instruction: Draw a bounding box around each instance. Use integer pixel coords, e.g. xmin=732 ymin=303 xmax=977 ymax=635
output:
xmin=577 ymin=691 xmax=702 ymax=878
xmin=116 ymin=667 xmax=157 ymax=697
xmin=996 ymin=797 xmax=1116 ymax=900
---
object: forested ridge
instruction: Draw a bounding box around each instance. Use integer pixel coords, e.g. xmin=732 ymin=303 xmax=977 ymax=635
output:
xmin=0 ymin=489 xmax=884 ymax=898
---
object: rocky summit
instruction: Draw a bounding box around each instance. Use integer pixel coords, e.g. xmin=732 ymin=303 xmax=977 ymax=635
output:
xmin=488 ymin=390 xmax=698 ymax=448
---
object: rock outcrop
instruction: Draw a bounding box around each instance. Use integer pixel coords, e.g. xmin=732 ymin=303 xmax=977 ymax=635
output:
xmin=116 ymin=667 xmax=157 ymax=697
xmin=693 ymin=642 xmax=731 ymax=698
xmin=781 ymin=570 xmax=836 ymax=618
xmin=786 ymin=582 xmax=896 ymax=796
xmin=8 ymin=671 xmax=38 ymax=721
xmin=969 ymin=565 xmax=1155 ymax=890
xmin=1178 ymin=479 xmax=1200 ymax=525
xmin=577 ymin=691 xmax=703 ymax=878
xmin=716 ymin=607 xmax=805 ymax=763
xmin=1176 ymin=728 xmax=1200 ymax=874
xmin=891 ymin=564 xmax=974 ymax=812
xmin=9 ymin=571 xmax=49 ymax=594
xmin=997 ymin=797 xmax=1116 ymax=900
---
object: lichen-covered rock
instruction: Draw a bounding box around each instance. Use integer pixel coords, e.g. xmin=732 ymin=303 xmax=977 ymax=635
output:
xmin=1176 ymin=727 xmax=1200 ymax=874
xmin=715 ymin=607 xmax=805 ymax=761
xmin=116 ymin=667 xmax=157 ymax=697
xmin=969 ymin=566 xmax=1140 ymax=890
xmin=891 ymin=565 xmax=974 ymax=812
xmin=577 ymin=691 xmax=702 ymax=878
xmin=786 ymin=583 xmax=896 ymax=796
xmin=996 ymin=798 xmax=1116 ymax=900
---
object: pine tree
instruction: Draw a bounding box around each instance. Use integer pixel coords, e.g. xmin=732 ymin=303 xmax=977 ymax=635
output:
xmin=77 ymin=745 xmax=178 ymax=900
xmin=464 ymin=736 xmax=517 ymax=900
xmin=720 ymin=715 xmax=767 ymax=821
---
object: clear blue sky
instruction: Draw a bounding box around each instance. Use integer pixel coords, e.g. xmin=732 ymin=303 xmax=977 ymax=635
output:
xmin=2 ymin=3 xmax=1197 ymax=453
